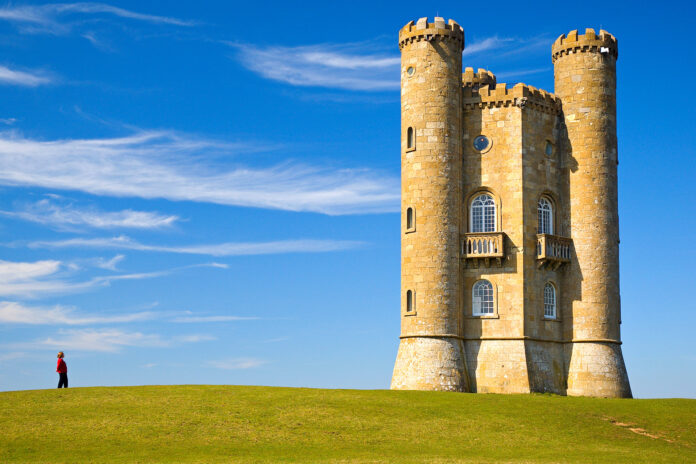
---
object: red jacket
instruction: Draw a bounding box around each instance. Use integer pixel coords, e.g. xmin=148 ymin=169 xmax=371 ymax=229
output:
xmin=56 ymin=359 xmax=67 ymax=373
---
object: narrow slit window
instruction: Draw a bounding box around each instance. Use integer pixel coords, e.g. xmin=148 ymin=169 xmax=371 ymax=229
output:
xmin=470 ymin=194 xmax=496 ymax=232
xmin=544 ymin=283 xmax=556 ymax=318
xmin=407 ymin=127 xmax=414 ymax=150
xmin=406 ymin=290 xmax=414 ymax=313
xmin=472 ymin=280 xmax=494 ymax=316
xmin=406 ymin=207 xmax=414 ymax=230
xmin=538 ymin=197 xmax=553 ymax=235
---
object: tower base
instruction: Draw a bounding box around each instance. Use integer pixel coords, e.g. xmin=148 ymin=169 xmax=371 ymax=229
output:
xmin=565 ymin=342 xmax=632 ymax=398
xmin=391 ymin=337 xmax=469 ymax=391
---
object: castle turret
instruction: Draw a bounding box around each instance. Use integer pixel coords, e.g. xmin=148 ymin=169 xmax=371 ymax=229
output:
xmin=552 ymin=29 xmax=632 ymax=397
xmin=391 ymin=17 xmax=469 ymax=391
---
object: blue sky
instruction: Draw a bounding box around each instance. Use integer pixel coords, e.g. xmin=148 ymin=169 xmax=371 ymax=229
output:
xmin=0 ymin=0 xmax=693 ymax=398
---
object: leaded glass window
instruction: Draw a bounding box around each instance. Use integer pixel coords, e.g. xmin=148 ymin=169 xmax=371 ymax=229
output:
xmin=470 ymin=194 xmax=496 ymax=233
xmin=473 ymin=280 xmax=494 ymax=316
xmin=544 ymin=283 xmax=556 ymax=318
xmin=538 ymin=197 xmax=553 ymax=235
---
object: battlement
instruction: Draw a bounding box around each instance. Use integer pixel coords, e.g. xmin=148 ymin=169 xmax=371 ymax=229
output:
xmin=552 ymin=28 xmax=618 ymax=62
xmin=462 ymin=67 xmax=496 ymax=89
xmin=463 ymin=82 xmax=561 ymax=114
xmin=398 ymin=17 xmax=464 ymax=50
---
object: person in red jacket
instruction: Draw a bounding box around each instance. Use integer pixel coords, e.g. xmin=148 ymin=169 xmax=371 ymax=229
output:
xmin=56 ymin=351 xmax=68 ymax=388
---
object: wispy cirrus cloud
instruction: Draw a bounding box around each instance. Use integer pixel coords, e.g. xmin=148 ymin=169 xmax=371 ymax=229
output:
xmin=0 ymin=65 xmax=52 ymax=86
xmin=205 ymin=358 xmax=267 ymax=370
xmin=16 ymin=328 xmax=214 ymax=352
xmin=0 ymin=2 xmax=195 ymax=35
xmin=230 ymin=34 xmax=549 ymax=91
xmin=0 ymin=130 xmax=399 ymax=215
xmin=2 ymin=197 xmax=180 ymax=230
xmin=27 ymin=235 xmax=364 ymax=257
xmin=0 ymin=258 xmax=225 ymax=299
xmin=0 ymin=301 xmax=156 ymax=325
xmin=172 ymin=315 xmax=261 ymax=323
xmin=230 ymin=41 xmax=400 ymax=91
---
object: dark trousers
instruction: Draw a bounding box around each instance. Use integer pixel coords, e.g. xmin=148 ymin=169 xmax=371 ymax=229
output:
xmin=58 ymin=372 xmax=68 ymax=388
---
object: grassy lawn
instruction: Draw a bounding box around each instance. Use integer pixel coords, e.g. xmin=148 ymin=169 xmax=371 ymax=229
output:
xmin=0 ymin=385 xmax=694 ymax=463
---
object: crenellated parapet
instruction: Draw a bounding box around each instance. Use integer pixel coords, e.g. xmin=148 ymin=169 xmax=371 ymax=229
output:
xmin=551 ymin=28 xmax=618 ymax=62
xmin=398 ymin=17 xmax=464 ymax=50
xmin=462 ymin=67 xmax=496 ymax=89
xmin=463 ymin=82 xmax=561 ymax=115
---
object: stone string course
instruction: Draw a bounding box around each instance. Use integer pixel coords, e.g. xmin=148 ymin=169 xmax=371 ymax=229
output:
xmin=391 ymin=18 xmax=631 ymax=398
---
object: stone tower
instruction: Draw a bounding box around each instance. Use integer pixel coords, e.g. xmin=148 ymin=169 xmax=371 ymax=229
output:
xmin=391 ymin=18 xmax=631 ymax=398
xmin=552 ymin=30 xmax=632 ymax=397
xmin=391 ymin=17 xmax=469 ymax=391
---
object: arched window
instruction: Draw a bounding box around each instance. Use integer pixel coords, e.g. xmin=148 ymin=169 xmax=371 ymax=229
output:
xmin=470 ymin=194 xmax=496 ymax=233
xmin=538 ymin=197 xmax=553 ymax=235
xmin=407 ymin=127 xmax=415 ymax=150
xmin=406 ymin=207 xmax=414 ymax=231
xmin=544 ymin=283 xmax=556 ymax=319
xmin=472 ymin=280 xmax=494 ymax=316
xmin=406 ymin=290 xmax=414 ymax=312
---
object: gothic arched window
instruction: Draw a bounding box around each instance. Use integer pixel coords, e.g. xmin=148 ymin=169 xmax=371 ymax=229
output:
xmin=472 ymin=280 xmax=494 ymax=316
xmin=544 ymin=283 xmax=556 ymax=319
xmin=470 ymin=194 xmax=496 ymax=233
xmin=538 ymin=197 xmax=553 ymax=235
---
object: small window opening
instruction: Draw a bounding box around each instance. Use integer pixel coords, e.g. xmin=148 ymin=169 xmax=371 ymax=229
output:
xmin=406 ymin=207 xmax=414 ymax=230
xmin=545 ymin=141 xmax=553 ymax=156
xmin=406 ymin=290 xmax=414 ymax=312
xmin=407 ymin=127 xmax=414 ymax=150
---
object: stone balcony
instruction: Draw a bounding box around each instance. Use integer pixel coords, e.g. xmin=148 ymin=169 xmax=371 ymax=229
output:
xmin=462 ymin=232 xmax=505 ymax=267
xmin=536 ymin=234 xmax=573 ymax=269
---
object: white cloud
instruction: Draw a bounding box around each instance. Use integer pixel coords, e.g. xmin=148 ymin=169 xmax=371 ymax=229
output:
xmin=172 ymin=315 xmax=260 ymax=323
xmin=0 ymin=301 xmax=157 ymax=325
xmin=205 ymin=358 xmax=267 ymax=370
xmin=0 ymin=3 xmax=194 ymax=35
xmin=2 ymin=198 xmax=180 ymax=230
xmin=0 ymin=130 xmax=399 ymax=215
xmin=494 ymin=68 xmax=550 ymax=80
xmin=95 ymin=254 xmax=124 ymax=271
xmin=0 ymin=258 xmax=225 ymax=299
xmin=28 ymin=235 xmax=364 ymax=257
xmin=230 ymin=42 xmax=400 ymax=91
xmin=0 ymin=66 xmax=51 ymax=86
xmin=462 ymin=36 xmax=514 ymax=56
xmin=25 ymin=328 xmax=210 ymax=352
xmin=8 ymin=328 xmax=215 ymax=353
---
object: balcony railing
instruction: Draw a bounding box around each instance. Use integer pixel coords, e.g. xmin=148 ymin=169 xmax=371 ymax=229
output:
xmin=536 ymin=234 xmax=572 ymax=268
xmin=462 ymin=232 xmax=504 ymax=266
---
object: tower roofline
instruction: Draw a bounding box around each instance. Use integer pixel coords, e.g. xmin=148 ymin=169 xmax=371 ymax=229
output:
xmin=462 ymin=82 xmax=561 ymax=114
xmin=552 ymin=28 xmax=618 ymax=62
xmin=398 ymin=17 xmax=464 ymax=50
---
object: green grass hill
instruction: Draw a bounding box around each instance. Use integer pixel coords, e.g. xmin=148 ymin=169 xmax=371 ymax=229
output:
xmin=1 ymin=385 xmax=694 ymax=463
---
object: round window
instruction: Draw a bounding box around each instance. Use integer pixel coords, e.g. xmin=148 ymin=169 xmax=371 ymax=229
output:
xmin=473 ymin=135 xmax=490 ymax=152
xmin=407 ymin=66 xmax=415 ymax=76
xmin=545 ymin=141 xmax=553 ymax=156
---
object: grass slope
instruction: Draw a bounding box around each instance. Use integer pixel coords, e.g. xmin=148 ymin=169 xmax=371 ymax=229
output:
xmin=1 ymin=385 xmax=694 ymax=463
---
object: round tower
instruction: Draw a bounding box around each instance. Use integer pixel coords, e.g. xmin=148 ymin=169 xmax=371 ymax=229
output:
xmin=552 ymin=29 xmax=631 ymax=397
xmin=391 ymin=17 xmax=468 ymax=391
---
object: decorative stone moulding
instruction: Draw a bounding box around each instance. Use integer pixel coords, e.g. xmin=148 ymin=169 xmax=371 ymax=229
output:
xmin=398 ymin=17 xmax=464 ymax=50
xmin=551 ymin=28 xmax=618 ymax=62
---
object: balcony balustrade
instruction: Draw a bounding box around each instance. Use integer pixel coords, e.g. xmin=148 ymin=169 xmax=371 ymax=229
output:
xmin=462 ymin=232 xmax=505 ymax=267
xmin=536 ymin=234 xmax=572 ymax=269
